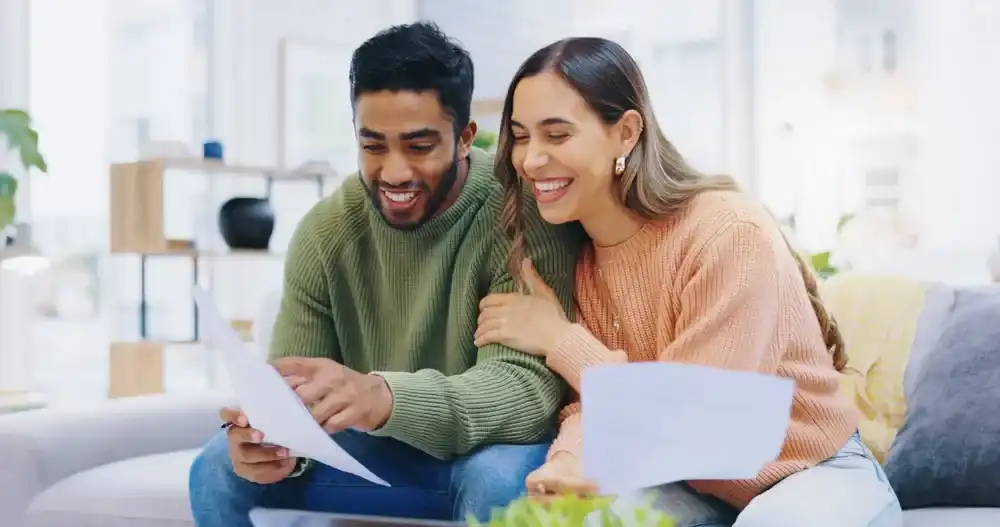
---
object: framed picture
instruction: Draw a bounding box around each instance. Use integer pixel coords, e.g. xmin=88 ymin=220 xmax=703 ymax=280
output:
xmin=276 ymin=38 xmax=357 ymax=176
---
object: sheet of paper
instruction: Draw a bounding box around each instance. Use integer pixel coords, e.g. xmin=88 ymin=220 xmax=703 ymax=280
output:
xmin=581 ymin=362 xmax=794 ymax=495
xmin=193 ymin=286 xmax=389 ymax=486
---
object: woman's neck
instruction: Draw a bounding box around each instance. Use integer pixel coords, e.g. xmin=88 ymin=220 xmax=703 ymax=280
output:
xmin=579 ymin=195 xmax=646 ymax=248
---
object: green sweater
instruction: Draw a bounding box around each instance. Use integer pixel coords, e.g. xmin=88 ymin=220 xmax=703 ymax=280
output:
xmin=269 ymin=148 xmax=583 ymax=459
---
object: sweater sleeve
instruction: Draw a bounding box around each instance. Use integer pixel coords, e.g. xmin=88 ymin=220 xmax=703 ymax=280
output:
xmin=655 ymin=220 xmax=779 ymax=370
xmin=370 ymin=211 xmax=579 ymax=459
xmin=268 ymin=215 xmax=342 ymax=363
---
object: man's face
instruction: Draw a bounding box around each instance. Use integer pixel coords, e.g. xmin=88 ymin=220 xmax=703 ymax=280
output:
xmin=355 ymin=90 xmax=468 ymax=229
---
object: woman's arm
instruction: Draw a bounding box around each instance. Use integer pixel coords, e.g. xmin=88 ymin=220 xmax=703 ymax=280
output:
xmin=655 ymin=220 xmax=781 ymax=370
xmin=547 ymin=400 xmax=583 ymax=461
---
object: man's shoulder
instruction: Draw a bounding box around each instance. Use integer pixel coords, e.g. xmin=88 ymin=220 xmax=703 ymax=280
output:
xmin=475 ymin=180 xmax=585 ymax=257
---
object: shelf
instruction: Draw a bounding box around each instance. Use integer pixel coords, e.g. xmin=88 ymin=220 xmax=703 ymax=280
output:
xmin=114 ymin=157 xmax=336 ymax=181
xmin=110 ymin=158 xmax=326 ymax=254
xmin=111 ymin=249 xmax=286 ymax=257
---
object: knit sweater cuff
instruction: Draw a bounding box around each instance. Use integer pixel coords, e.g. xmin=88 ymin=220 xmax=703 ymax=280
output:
xmin=367 ymin=371 xmax=446 ymax=447
xmin=546 ymin=324 xmax=627 ymax=391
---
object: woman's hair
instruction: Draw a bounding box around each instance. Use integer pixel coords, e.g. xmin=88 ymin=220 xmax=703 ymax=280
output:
xmin=494 ymin=37 xmax=847 ymax=371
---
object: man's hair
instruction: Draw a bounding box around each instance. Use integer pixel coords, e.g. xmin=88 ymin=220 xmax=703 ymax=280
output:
xmin=349 ymin=21 xmax=475 ymax=132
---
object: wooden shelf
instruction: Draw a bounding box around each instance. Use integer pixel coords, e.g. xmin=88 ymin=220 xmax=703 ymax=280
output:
xmin=109 ymin=158 xmax=330 ymax=254
xmin=112 ymin=249 xmax=286 ymax=257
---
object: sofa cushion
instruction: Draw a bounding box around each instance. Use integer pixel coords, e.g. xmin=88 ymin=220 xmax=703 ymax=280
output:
xmin=885 ymin=288 xmax=1000 ymax=508
xmin=25 ymin=449 xmax=198 ymax=527
xmin=819 ymin=274 xmax=934 ymax=462
xmin=902 ymin=507 xmax=1000 ymax=527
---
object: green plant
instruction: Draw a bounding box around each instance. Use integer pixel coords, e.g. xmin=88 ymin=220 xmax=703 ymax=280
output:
xmin=473 ymin=130 xmax=497 ymax=152
xmin=0 ymin=108 xmax=48 ymax=229
xmin=470 ymin=494 xmax=675 ymax=527
xmin=780 ymin=213 xmax=856 ymax=279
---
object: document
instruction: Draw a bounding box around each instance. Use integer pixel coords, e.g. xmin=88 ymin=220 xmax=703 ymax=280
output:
xmin=193 ymin=286 xmax=389 ymax=486
xmin=581 ymin=362 xmax=794 ymax=495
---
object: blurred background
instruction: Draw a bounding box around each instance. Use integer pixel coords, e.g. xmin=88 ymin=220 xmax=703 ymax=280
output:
xmin=1 ymin=0 xmax=998 ymax=408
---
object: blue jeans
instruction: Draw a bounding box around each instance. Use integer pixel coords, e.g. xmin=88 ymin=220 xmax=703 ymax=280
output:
xmin=611 ymin=432 xmax=903 ymax=527
xmin=189 ymin=430 xmax=548 ymax=527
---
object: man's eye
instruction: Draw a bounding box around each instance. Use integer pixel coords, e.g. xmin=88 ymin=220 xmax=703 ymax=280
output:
xmin=409 ymin=144 xmax=434 ymax=153
xmin=362 ymin=144 xmax=385 ymax=153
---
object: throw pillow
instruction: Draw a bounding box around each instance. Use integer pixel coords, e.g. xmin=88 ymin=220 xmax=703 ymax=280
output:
xmin=884 ymin=288 xmax=1000 ymax=508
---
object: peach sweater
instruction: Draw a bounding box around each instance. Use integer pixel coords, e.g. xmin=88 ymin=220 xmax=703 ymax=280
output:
xmin=546 ymin=191 xmax=859 ymax=509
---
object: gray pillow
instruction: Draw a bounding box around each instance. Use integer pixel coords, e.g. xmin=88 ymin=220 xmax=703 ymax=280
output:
xmin=884 ymin=288 xmax=1000 ymax=509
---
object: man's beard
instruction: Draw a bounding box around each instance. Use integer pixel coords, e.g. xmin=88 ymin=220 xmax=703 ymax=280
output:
xmin=364 ymin=149 xmax=461 ymax=231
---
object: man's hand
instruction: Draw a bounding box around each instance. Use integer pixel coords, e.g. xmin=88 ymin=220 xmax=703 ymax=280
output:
xmin=221 ymin=407 xmax=296 ymax=484
xmin=272 ymin=357 xmax=394 ymax=434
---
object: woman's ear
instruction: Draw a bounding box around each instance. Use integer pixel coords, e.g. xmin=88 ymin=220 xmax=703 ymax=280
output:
xmin=616 ymin=109 xmax=643 ymax=156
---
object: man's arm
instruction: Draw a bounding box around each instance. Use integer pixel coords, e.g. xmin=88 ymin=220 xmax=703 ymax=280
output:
xmin=268 ymin=214 xmax=342 ymax=363
xmin=371 ymin=210 xmax=582 ymax=459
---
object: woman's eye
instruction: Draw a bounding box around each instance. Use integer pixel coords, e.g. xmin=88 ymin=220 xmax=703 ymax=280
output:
xmin=548 ymin=133 xmax=569 ymax=142
xmin=512 ymin=135 xmax=529 ymax=143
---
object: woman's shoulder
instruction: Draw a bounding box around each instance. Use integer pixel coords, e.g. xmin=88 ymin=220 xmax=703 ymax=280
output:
xmin=663 ymin=190 xmax=778 ymax=242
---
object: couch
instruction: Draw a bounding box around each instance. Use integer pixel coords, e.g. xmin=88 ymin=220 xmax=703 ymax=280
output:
xmin=1 ymin=274 xmax=998 ymax=526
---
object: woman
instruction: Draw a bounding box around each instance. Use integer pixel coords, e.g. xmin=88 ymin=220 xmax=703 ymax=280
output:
xmin=474 ymin=37 xmax=902 ymax=527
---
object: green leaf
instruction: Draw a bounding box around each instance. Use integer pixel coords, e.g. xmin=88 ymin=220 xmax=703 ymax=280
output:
xmin=473 ymin=130 xmax=497 ymax=151
xmin=836 ymin=214 xmax=855 ymax=233
xmin=474 ymin=494 xmax=674 ymax=527
xmin=0 ymin=172 xmax=17 ymax=228
xmin=809 ymin=251 xmax=831 ymax=273
xmin=0 ymin=108 xmax=48 ymax=173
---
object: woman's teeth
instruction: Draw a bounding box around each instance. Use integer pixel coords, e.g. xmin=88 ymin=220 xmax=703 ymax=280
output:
xmin=534 ymin=180 xmax=571 ymax=192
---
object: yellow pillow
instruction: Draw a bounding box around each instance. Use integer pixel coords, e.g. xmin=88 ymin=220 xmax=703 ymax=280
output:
xmin=819 ymin=273 xmax=929 ymax=463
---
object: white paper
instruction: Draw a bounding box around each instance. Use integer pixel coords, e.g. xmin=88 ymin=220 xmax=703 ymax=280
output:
xmin=581 ymin=362 xmax=794 ymax=495
xmin=193 ymin=286 xmax=389 ymax=486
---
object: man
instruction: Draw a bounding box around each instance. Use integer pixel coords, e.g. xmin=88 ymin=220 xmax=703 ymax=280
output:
xmin=188 ymin=22 xmax=582 ymax=527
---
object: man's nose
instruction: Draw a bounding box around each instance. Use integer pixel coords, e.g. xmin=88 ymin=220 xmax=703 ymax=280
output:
xmin=380 ymin=153 xmax=413 ymax=186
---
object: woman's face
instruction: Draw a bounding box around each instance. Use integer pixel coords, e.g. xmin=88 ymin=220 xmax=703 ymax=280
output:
xmin=509 ymin=71 xmax=622 ymax=225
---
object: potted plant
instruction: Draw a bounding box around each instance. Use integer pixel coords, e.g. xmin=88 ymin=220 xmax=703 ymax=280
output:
xmin=470 ymin=494 xmax=675 ymax=527
xmin=0 ymin=108 xmax=48 ymax=231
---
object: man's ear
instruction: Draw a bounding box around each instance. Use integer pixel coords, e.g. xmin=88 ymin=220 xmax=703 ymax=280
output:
xmin=458 ymin=120 xmax=478 ymax=159
xmin=616 ymin=110 xmax=643 ymax=156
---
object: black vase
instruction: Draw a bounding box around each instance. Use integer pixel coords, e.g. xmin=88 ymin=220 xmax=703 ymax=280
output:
xmin=218 ymin=197 xmax=275 ymax=251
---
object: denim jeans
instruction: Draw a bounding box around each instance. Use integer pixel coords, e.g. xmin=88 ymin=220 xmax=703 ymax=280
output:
xmin=188 ymin=429 xmax=548 ymax=527
xmin=611 ymin=432 xmax=903 ymax=527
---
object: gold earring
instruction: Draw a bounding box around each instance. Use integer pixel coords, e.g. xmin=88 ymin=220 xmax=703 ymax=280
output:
xmin=614 ymin=155 xmax=626 ymax=176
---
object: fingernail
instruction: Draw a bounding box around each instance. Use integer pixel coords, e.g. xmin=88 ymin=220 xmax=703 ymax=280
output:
xmin=251 ymin=431 xmax=262 ymax=442
xmin=238 ymin=415 xmax=247 ymax=427
xmin=277 ymin=448 xmax=289 ymax=458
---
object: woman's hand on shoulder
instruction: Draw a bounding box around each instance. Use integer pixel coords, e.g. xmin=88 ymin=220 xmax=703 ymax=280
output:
xmin=475 ymin=259 xmax=571 ymax=356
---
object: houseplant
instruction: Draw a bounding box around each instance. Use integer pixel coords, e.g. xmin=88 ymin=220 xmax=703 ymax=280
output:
xmin=0 ymin=108 xmax=48 ymax=231
xmin=470 ymin=494 xmax=675 ymax=527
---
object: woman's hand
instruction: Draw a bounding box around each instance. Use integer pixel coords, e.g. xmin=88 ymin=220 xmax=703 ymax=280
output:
xmin=475 ymin=259 xmax=570 ymax=356
xmin=526 ymin=452 xmax=598 ymax=503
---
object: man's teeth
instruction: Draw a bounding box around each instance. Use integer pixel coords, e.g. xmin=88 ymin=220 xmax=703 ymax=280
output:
xmin=534 ymin=180 xmax=571 ymax=192
xmin=384 ymin=191 xmax=417 ymax=202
